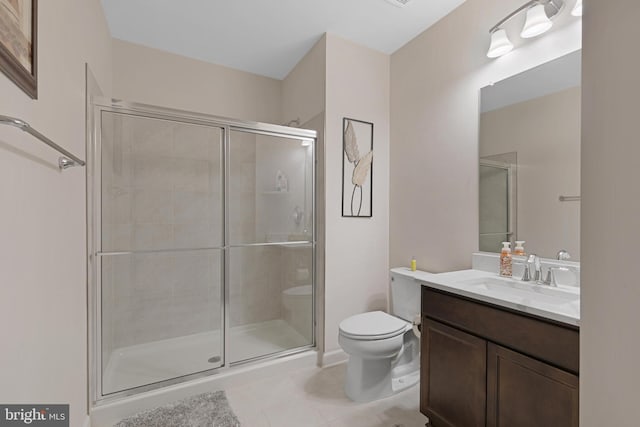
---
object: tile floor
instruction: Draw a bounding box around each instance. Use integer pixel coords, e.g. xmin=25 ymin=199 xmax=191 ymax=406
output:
xmin=226 ymin=362 xmax=429 ymax=427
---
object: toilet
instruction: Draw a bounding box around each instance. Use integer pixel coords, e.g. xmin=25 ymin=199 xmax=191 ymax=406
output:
xmin=338 ymin=268 xmax=422 ymax=402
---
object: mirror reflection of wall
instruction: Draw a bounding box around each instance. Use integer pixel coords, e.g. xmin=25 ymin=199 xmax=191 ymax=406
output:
xmin=479 ymin=50 xmax=581 ymax=260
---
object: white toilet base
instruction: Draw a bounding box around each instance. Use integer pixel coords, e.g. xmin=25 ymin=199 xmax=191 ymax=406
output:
xmin=343 ymin=336 xmax=420 ymax=403
xmin=391 ymin=369 xmax=420 ymax=394
xmin=344 ymin=355 xmax=420 ymax=402
xmin=344 ymin=356 xmax=394 ymax=402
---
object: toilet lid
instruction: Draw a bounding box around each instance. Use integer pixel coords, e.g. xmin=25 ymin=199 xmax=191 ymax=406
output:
xmin=339 ymin=311 xmax=408 ymax=340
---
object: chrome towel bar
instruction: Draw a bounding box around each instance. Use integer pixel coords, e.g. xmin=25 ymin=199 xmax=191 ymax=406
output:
xmin=0 ymin=115 xmax=85 ymax=170
xmin=559 ymin=195 xmax=581 ymax=202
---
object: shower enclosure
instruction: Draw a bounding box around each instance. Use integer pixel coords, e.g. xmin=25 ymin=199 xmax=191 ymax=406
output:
xmin=479 ymin=158 xmax=517 ymax=252
xmin=89 ymin=100 xmax=316 ymax=401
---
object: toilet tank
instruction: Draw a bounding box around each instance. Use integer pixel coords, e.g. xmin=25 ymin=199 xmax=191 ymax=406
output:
xmin=390 ymin=268 xmax=422 ymax=322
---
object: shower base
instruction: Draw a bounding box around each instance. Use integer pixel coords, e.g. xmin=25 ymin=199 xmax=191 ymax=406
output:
xmin=102 ymin=319 xmax=308 ymax=395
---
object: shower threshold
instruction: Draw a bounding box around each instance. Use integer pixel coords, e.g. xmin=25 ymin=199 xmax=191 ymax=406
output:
xmin=102 ymin=319 xmax=308 ymax=395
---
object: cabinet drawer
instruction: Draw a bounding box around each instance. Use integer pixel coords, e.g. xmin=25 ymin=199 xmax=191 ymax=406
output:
xmin=422 ymin=287 xmax=579 ymax=373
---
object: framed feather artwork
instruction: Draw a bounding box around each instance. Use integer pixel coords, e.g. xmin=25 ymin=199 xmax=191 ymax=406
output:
xmin=342 ymin=117 xmax=373 ymax=217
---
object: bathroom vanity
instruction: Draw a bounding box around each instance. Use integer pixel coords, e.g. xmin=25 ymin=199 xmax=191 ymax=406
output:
xmin=419 ymin=268 xmax=579 ymax=427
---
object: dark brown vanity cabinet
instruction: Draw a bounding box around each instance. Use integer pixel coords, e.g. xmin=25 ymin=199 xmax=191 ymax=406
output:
xmin=420 ymin=287 xmax=579 ymax=427
xmin=487 ymin=344 xmax=579 ymax=427
xmin=421 ymin=319 xmax=487 ymax=426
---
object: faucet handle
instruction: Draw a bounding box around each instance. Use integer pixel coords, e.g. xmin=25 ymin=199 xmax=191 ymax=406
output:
xmin=543 ymin=269 xmax=557 ymax=287
xmin=543 ymin=266 xmax=570 ymax=287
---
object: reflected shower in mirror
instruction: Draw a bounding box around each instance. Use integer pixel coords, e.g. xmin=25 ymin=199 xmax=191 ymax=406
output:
xmin=479 ymin=50 xmax=581 ymax=260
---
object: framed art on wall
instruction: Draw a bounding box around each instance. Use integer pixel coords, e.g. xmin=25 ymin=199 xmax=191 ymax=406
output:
xmin=342 ymin=117 xmax=373 ymax=218
xmin=0 ymin=0 xmax=37 ymax=98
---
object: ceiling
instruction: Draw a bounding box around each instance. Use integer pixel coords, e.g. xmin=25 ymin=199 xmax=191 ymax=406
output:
xmin=101 ymin=0 xmax=466 ymax=80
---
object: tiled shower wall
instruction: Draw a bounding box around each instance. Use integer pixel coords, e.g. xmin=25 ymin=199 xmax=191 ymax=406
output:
xmin=101 ymin=114 xmax=226 ymax=360
xmin=228 ymin=132 xmax=313 ymax=328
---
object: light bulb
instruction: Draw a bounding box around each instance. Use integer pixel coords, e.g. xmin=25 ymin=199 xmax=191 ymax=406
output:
xmin=487 ymin=29 xmax=514 ymax=58
xmin=521 ymin=4 xmax=553 ymax=39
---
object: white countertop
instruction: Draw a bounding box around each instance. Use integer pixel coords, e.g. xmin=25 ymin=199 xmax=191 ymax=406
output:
xmin=419 ymin=269 xmax=580 ymax=327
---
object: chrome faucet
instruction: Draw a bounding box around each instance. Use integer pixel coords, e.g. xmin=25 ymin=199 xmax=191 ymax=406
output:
xmin=522 ymin=253 xmax=571 ymax=286
xmin=521 ymin=263 xmax=531 ymax=281
xmin=521 ymin=254 xmax=542 ymax=282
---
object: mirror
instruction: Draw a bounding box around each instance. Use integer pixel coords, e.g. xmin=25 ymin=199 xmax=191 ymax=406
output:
xmin=479 ymin=50 xmax=581 ymax=261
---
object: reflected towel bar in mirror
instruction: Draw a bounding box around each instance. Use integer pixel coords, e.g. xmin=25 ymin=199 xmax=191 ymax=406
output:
xmin=559 ymin=195 xmax=581 ymax=202
xmin=0 ymin=115 xmax=85 ymax=170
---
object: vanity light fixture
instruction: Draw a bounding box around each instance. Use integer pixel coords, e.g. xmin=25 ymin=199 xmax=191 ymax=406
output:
xmin=521 ymin=3 xmax=553 ymax=38
xmin=487 ymin=29 xmax=514 ymax=58
xmin=487 ymin=0 xmax=575 ymax=58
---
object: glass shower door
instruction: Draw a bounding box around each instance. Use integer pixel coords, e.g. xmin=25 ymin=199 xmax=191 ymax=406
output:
xmin=98 ymin=111 xmax=224 ymax=395
xmin=227 ymin=129 xmax=314 ymax=363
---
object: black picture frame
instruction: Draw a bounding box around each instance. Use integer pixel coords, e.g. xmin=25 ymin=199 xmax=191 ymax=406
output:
xmin=342 ymin=117 xmax=373 ymax=218
xmin=0 ymin=0 xmax=37 ymax=99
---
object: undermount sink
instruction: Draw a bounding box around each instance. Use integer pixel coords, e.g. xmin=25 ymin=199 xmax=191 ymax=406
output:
xmin=458 ymin=276 xmax=579 ymax=305
xmin=422 ymin=267 xmax=580 ymax=326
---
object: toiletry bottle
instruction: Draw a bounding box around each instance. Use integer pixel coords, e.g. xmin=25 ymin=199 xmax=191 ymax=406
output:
xmin=500 ymin=242 xmax=512 ymax=277
xmin=411 ymin=256 xmax=417 ymax=272
xmin=514 ymin=241 xmax=526 ymax=256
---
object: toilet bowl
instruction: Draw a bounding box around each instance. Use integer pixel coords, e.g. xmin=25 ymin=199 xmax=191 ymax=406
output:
xmin=338 ymin=268 xmax=422 ymax=402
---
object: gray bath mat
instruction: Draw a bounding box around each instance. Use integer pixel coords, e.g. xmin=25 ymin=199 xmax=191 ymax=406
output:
xmin=114 ymin=391 xmax=240 ymax=427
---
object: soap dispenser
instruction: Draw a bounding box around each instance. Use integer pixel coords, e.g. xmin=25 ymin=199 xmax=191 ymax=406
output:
xmin=514 ymin=241 xmax=526 ymax=256
xmin=500 ymin=242 xmax=512 ymax=277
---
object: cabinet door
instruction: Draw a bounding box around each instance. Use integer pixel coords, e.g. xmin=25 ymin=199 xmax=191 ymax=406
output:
xmin=487 ymin=343 xmax=579 ymax=427
xmin=421 ymin=318 xmax=487 ymax=427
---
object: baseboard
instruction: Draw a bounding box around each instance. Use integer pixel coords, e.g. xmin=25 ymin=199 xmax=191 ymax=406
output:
xmin=321 ymin=349 xmax=347 ymax=367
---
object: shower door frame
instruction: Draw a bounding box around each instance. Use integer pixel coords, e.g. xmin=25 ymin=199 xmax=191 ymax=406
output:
xmin=88 ymin=98 xmax=317 ymax=405
xmin=479 ymin=159 xmax=517 ymax=248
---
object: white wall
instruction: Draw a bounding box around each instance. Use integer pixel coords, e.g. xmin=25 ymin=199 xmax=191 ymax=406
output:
xmin=581 ymin=0 xmax=640 ymax=425
xmin=112 ymin=39 xmax=282 ymax=124
xmin=389 ymin=0 xmax=582 ymax=272
xmin=324 ymin=34 xmax=390 ymax=353
xmin=0 ymin=0 xmax=112 ymax=425
xmin=282 ymin=36 xmax=326 ymax=126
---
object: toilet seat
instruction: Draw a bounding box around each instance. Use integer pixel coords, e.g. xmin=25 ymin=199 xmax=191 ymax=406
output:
xmin=339 ymin=311 xmax=409 ymax=341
